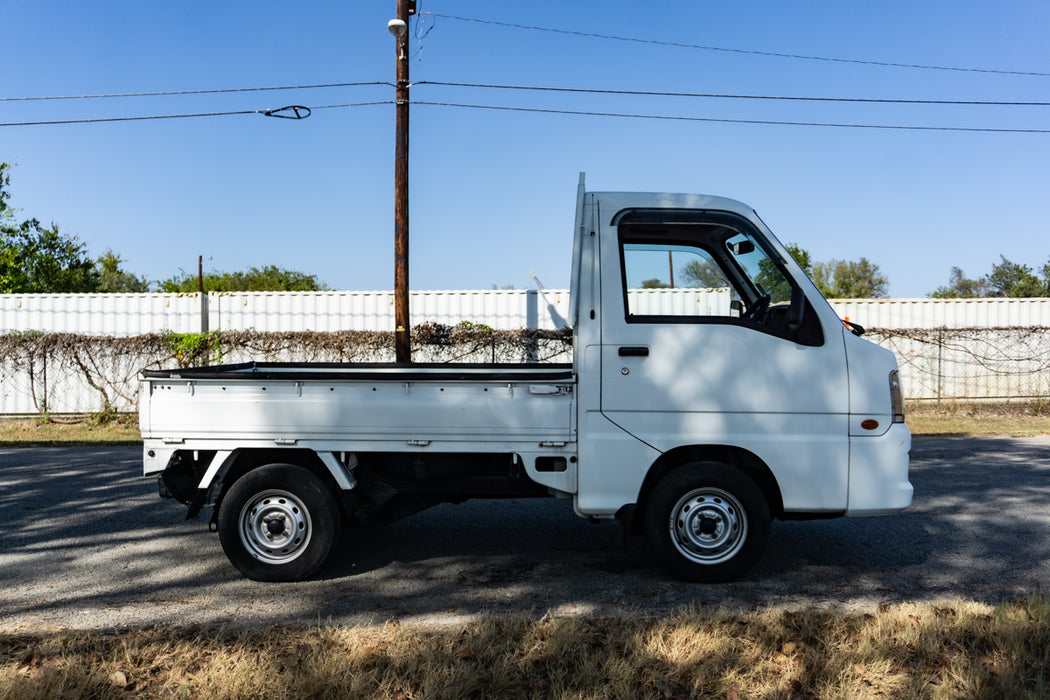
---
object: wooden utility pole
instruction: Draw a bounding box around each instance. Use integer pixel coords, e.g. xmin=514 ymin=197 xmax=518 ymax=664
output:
xmin=393 ymin=0 xmax=415 ymax=363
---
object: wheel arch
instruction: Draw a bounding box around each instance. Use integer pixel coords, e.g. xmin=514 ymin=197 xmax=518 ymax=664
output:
xmin=210 ymin=449 xmax=349 ymax=515
xmin=627 ymin=444 xmax=784 ymax=534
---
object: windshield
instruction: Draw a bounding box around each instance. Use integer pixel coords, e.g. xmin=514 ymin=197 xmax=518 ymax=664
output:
xmin=724 ymin=231 xmax=794 ymax=304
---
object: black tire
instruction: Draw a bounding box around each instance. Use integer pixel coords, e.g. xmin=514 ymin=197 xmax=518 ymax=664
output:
xmin=217 ymin=463 xmax=340 ymax=582
xmin=644 ymin=462 xmax=771 ymax=582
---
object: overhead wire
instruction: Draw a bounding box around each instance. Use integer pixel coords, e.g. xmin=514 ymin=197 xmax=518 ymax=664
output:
xmin=415 ymin=81 xmax=1050 ymax=107
xmin=4 ymin=97 xmax=1046 ymax=132
xmin=412 ymin=100 xmax=1050 ymax=134
xmin=0 ymin=81 xmax=391 ymax=103
xmin=2 ymin=78 xmax=1046 ymax=131
xmin=424 ymin=12 xmax=1050 ymax=78
xmin=0 ymin=101 xmax=391 ymax=127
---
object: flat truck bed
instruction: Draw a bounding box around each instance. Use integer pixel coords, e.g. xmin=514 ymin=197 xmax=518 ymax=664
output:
xmin=140 ymin=361 xmax=578 ymax=500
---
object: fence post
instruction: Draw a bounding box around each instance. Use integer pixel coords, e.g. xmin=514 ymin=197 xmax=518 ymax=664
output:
xmin=936 ymin=328 xmax=944 ymax=405
xmin=200 ymin=292 xmax=209 ymax=335
xmin=41 ymin=350 xmax=48 ymax=416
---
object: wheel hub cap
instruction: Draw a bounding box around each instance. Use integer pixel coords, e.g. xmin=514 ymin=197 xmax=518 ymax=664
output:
xmin=239 ymin=490 xmax=313 ymax=564
xmin=670 ymin=487 xmax=748 ymax=565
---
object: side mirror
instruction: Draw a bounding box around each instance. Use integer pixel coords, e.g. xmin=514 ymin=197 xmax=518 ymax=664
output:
xmin=787 ymin=286 xmax=805 ymax=333
xmin=843 ymin=320 xmax=865 ymax=336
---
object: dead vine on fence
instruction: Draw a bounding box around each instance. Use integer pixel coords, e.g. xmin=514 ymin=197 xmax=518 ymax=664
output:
xmin=0 ymin=325 xmax=573 ymax=414
xmin=866 ymin=326 xmax=1050 ymax=400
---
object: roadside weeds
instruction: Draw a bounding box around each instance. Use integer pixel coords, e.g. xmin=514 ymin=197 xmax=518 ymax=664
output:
xmin=2 ymin=597 xmax=1049 ymax=699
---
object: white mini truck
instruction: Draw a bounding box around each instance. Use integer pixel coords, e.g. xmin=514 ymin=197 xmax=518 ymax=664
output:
xmin=140 ymin=176 xmax=912 ymax=582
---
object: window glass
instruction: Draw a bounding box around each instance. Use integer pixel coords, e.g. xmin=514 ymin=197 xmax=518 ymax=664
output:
xmin=725 ymin=231 xmax=793 ymax=304
xmin=622 ymin=243 xmax=739 ymax=317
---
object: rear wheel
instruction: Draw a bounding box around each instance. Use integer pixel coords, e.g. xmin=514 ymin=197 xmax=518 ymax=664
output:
xmin=644 ymin=462 xmax=770 ymax=582
xmin=217 ymin=463 xmax=340 ymax=582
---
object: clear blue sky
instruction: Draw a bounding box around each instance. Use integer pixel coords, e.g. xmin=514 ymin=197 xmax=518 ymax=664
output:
xmin=2 ymin=1 xmax=1048 ymax=297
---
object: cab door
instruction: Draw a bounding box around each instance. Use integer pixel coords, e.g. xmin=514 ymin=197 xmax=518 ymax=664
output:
xmin=597 ymin=205 xmax=850 ymax=514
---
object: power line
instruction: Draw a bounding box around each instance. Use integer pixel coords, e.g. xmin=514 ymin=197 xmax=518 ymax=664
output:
xmin=417 ymin=81 xmax=1050 ymax=107
xmin=413 ymin=100 xmax=1050 ymax=133
xmin=0 ymin=81 xmax=391 ymax=103
xmin=0 ymin=101 xmax=391 ymax=127
xmin=11 ymin=78 xmax=1043 ymax=108
xmin=425 ymin=12 xmax=1050 ymax=78
xmin=4 ymin=96 xmax=1044 ymax=133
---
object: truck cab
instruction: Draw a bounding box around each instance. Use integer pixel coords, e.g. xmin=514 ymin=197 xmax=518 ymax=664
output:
xmin=569 ymin=177 xmax=911 ymax=579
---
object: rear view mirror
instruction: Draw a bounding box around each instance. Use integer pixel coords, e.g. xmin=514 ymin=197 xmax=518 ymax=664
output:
xmin=729 ymin=240 xmax=755 ymax=256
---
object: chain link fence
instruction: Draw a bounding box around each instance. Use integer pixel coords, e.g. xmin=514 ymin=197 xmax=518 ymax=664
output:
xmin=868 ymin=327 xmax=1050 ymax=402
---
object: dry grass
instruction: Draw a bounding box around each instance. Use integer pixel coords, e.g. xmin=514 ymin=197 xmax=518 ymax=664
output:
xmin=0 ymin=415 xmax=140 ymax=447
xmin=2 ymin=598 xmax=1049 ymax=699
xmin=906 ymin=400 xmax=1050 ymax=437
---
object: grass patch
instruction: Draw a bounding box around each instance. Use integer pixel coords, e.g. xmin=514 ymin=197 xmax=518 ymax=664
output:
xmin=906 ymin=400 xmax=1050 ymax=437
xmin=2 ymin=598 xmax=1049 ymax=699
xmin=0 ymin=414 xmax=140 ymax=447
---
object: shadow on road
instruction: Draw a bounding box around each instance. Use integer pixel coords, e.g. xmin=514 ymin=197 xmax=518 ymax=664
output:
xmin=2 ymin=436 xmax=1049 ymax=629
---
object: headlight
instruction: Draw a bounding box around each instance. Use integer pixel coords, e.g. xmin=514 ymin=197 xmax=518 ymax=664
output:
xmin=889 ymin=370 xmax=905 ymax=423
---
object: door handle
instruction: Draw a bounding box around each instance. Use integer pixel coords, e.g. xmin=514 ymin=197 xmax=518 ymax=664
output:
xmin=618 ymin=346 xmax=649 ymax=357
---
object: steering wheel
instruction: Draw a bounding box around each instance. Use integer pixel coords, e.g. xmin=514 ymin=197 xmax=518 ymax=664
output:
xmin=742 ymin=293 xmax=770 ymax=322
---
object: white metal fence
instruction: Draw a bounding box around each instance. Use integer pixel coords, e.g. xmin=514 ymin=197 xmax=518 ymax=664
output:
xmin=0 ymin=290 xmax=576 ymax=335
xmin=2 ymin=293 xmax=1049 ymax=415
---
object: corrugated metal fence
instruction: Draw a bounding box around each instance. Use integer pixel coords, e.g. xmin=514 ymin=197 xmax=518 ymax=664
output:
xmin=0 ymin=290 xmax=575 ymax=335
xmin=2 ymin=293 xmax=1049 ymax=414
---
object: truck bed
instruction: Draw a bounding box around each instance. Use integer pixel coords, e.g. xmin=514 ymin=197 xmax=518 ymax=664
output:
xmin=141 ymin=361 xmax=576 ymax=450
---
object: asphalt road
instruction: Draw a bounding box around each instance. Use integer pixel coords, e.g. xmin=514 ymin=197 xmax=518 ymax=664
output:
xmin=2 ymin=436 xmax=1049 ymax=631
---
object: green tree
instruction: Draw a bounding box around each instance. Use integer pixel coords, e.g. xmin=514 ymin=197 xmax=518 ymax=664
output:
xmin=96 ymin=250 xmax=151 ymax=292
xmin=678 ymin=258 xmax=728 ymax=288
xmin=812 ymin=258 xmax=889 ymax=299
xmin=640 ymin=278 xmax=670 ymax=289
xmin=930 ymin=267 xmax=987 ymax=298
xmin=1 ymin=162 xmax=100 ymax=293
xmin=158 ymin=265 xmax=330 ymax=292
xmin=985 ymin=256 xmax=1046 ymax=297
xmin=929 ymin=256 xmax=1050 ymax=298
xmin=755 ymin=242 xmax=812 ymax=302
xmin=784 ymin=243 xmax=813 ymax=277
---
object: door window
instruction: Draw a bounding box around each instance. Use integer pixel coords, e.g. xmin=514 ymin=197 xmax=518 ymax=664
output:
xmin=618 ymin=221 xmax=823 ymax=345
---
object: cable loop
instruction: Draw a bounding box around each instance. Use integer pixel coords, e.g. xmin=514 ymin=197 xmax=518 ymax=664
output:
xmin=263 ymin=105 xmax=312 ymax=120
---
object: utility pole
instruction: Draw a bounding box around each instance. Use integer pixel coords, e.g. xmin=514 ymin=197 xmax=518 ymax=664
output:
xmin=390 ymin=0 xmax=415 ymax=363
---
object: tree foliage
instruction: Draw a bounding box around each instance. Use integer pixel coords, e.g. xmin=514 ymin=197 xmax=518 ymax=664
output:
xmin=96 ymin=250 xmax=151 ymax=293
xmin=1 ymin=163 xmax=100 ymax=293
xmin=678 ymin=258 xmax=729 ymax=288
xmin=755 ymin=242 xmax=813 ymax=303
xmin=157 ymin=265 xmax=330 ymax=293
xmin=640 ymin=278 xmax=670 ymax=289
xmin=812 ymin=258 xmax=889 ymax=299
xmin=931 ymin=256 xmax=1050 ymax=298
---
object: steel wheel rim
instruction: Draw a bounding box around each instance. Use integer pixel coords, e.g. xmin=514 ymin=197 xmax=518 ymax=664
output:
xmin=239 ymin=489 xmax=313 ymax=564
xmin=668 ymin=487 xmax=747 ymax=565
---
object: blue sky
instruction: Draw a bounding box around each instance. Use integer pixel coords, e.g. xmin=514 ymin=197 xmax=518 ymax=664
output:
xmin=2 ymin=1 xmax=1048 ymax=297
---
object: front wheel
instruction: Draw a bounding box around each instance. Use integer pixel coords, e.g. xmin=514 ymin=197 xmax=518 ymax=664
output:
xmin=217 ymin=463 xmax=340 ymax=582
xmin=644 ymin=463 xmax=771 ymax=582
